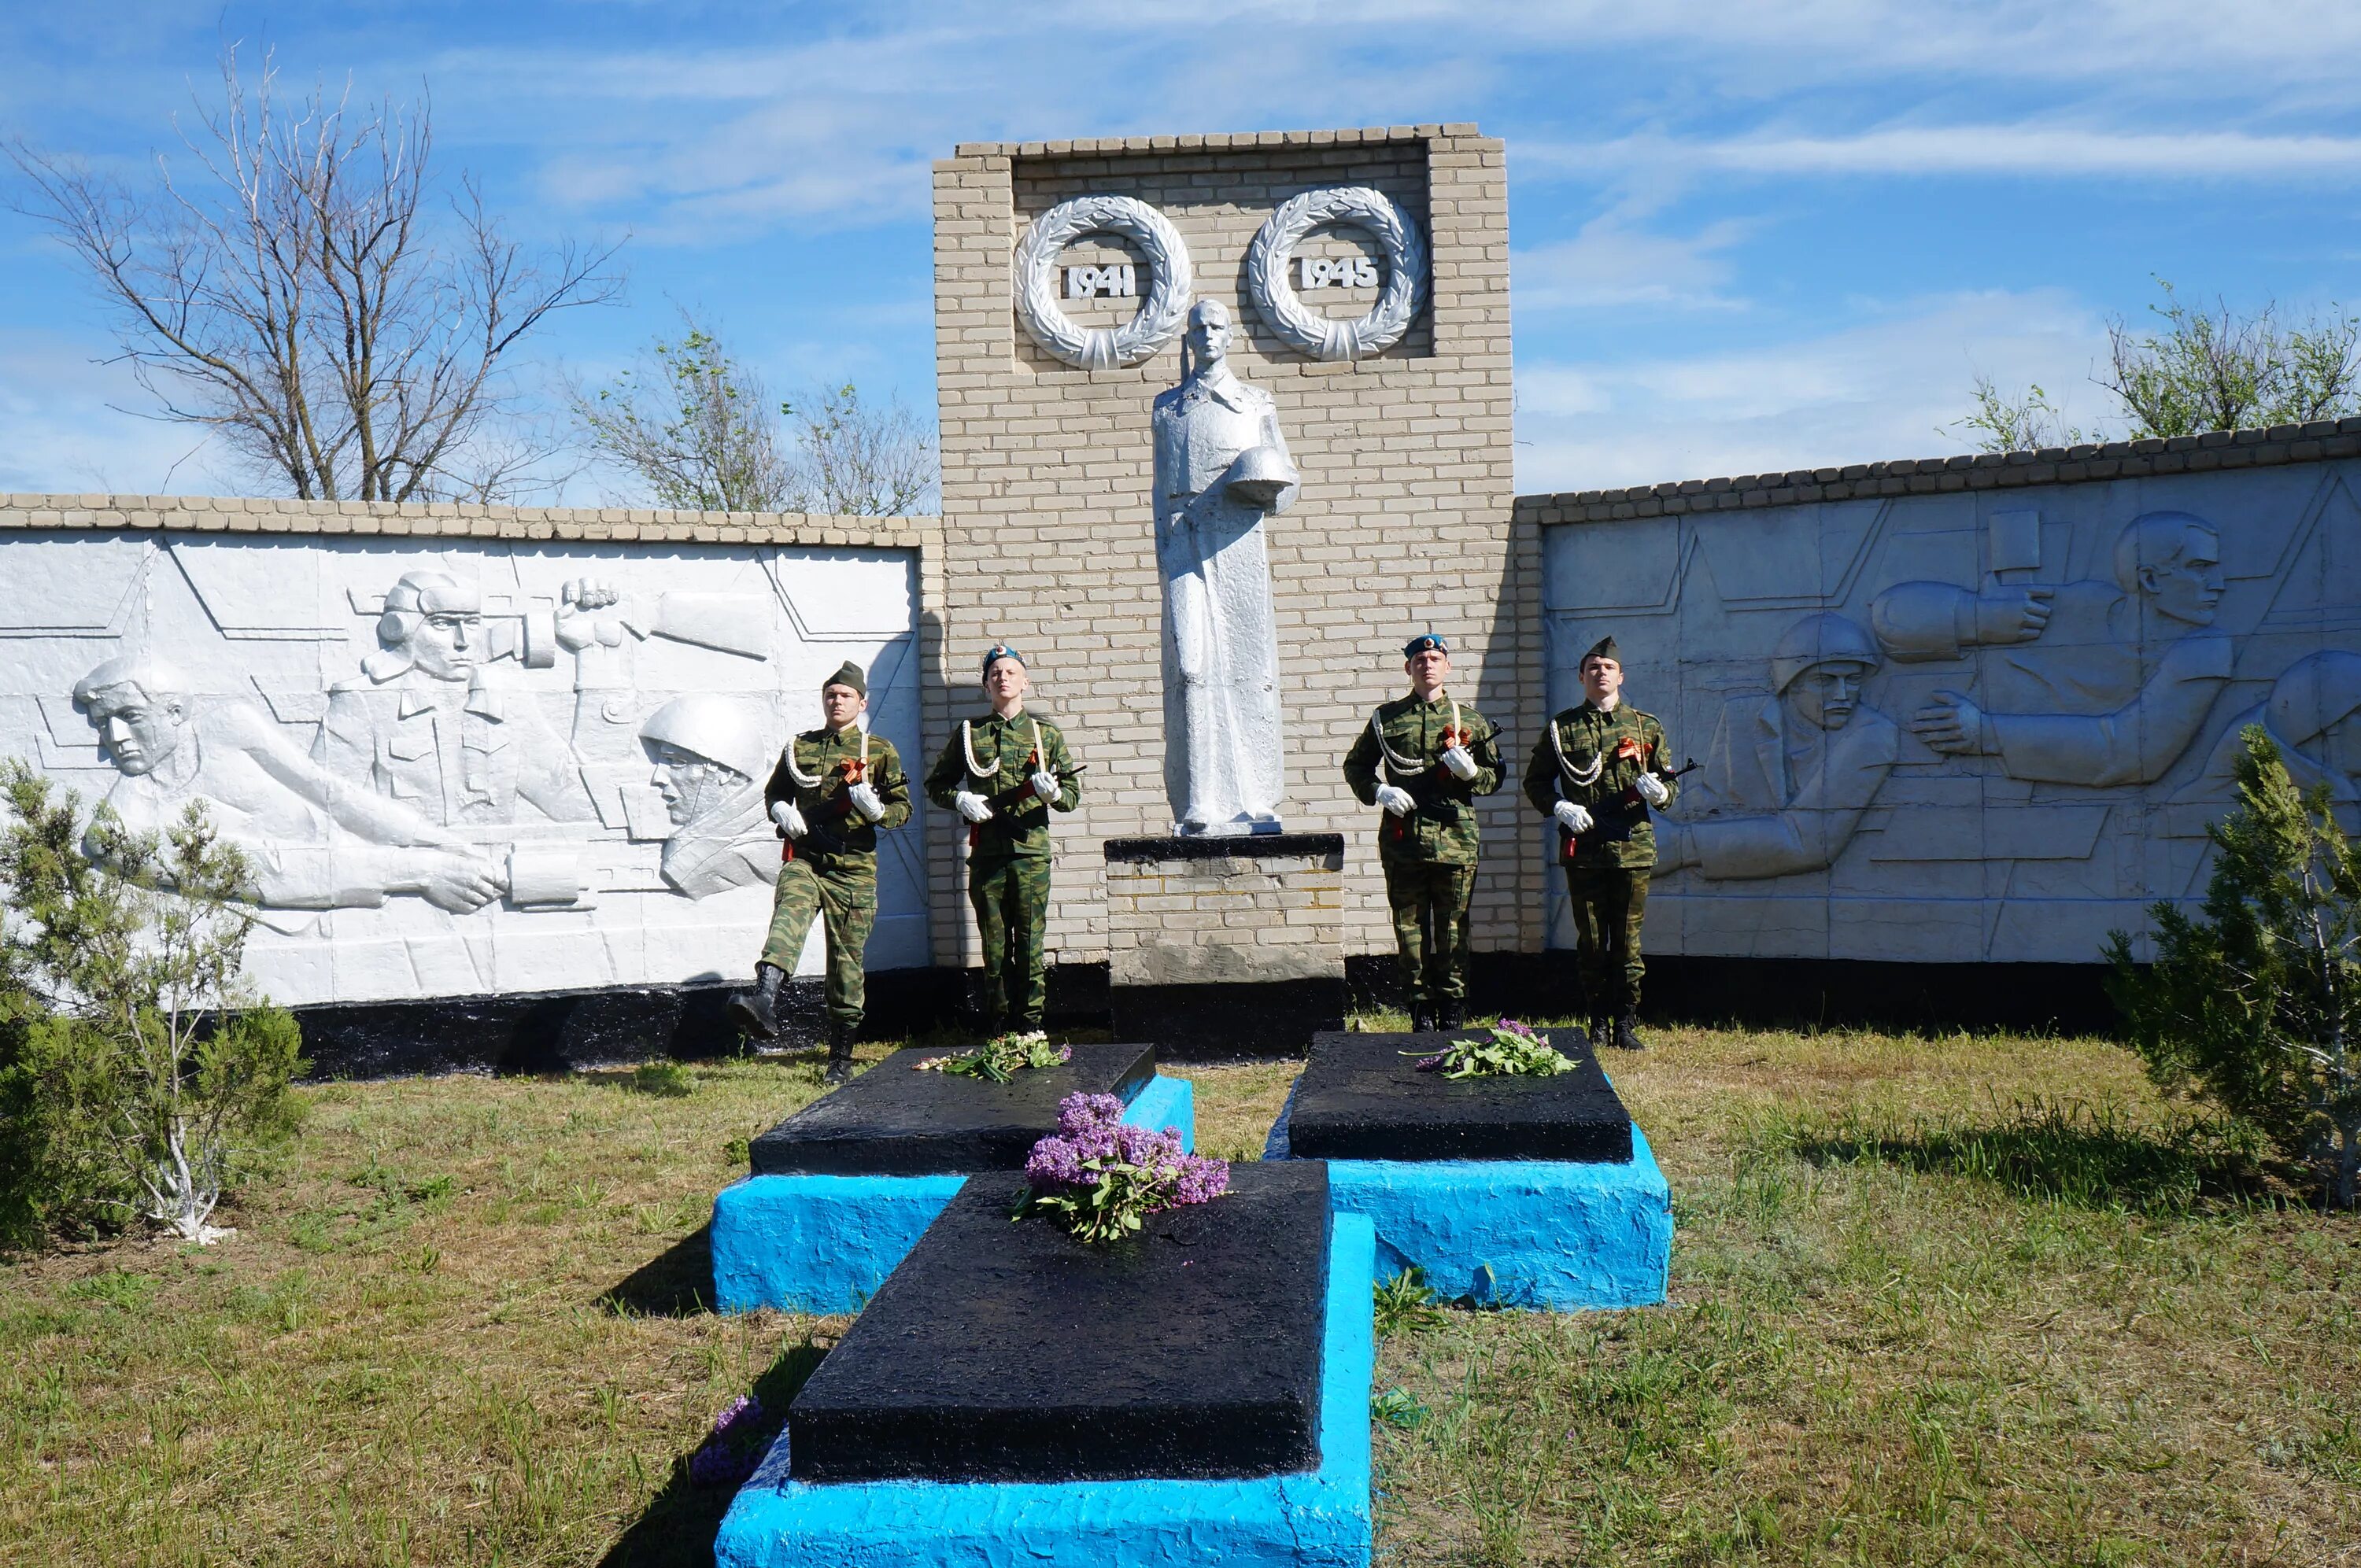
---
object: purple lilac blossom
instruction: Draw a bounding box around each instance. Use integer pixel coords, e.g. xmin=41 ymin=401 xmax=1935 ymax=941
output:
xmin=1413 ymin=1051 xmax=1448 ymax=1071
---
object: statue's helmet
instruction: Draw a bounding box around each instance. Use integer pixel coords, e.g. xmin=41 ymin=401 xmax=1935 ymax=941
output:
xmin=1769 ymin=613 xmax=1880 ymax=694
xmin=638 ymin=695 xmax=772 ymax=782
xmin=2267 ymin=651 xmax=2361 ymax=747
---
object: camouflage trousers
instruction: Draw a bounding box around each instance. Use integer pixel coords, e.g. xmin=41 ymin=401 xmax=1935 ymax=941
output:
xmin=1383 ymin=858 xmax=1477 ymax=1008
xmin=759 ymin=854 xmax=877 ymax=1028
xmin=1563 ymin=865 xmax=1649 ymax=1013
xmin=969 ymin=854 xmax=1050 ymax=1030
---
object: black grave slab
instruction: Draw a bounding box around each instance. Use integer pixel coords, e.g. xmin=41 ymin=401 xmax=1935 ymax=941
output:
xmin=788 ymin=1161 xmax=1331 ymax=1483
xmin=1284 ymin=1030 xmax=1634 ymax=1163
xmin=748 ymin=1043 xmax=1156 ymax=1176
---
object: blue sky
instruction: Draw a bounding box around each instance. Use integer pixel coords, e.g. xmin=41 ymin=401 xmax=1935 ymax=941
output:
xmin=5 ymin=2 xmax=2360 ymax=500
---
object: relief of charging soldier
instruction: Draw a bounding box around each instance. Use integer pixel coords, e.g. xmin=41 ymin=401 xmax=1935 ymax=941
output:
xmin=1885 ymin=511 xmax=2233 ymax=787
xmin=1340 ymin=632 xmax=1503 ymax=1034
xmin=923 ymin=643 xmax=1083 ymax=1042
xmin=727 ymin=662 xmax=911 ymax=1083
xmin=74 ymin=651 xmax=507 ymax=913
xmin=315 ymin=570 xmax=596 ymax=827
xmin=1525 ymin=634 xmax=1680 ymax=1051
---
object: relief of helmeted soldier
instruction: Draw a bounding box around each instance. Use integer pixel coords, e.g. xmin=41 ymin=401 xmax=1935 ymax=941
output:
xmin=1654 ymin=613 xmax=1901 ymax=881
xmin=315 ymin=570 xmax=594 ymax=828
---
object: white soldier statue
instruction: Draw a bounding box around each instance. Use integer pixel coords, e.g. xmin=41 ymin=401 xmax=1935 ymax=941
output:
xmin=1151 ymin=297 xmax=1299 ymax=833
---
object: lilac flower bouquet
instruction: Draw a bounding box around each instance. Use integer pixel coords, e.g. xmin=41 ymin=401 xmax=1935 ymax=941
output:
xmin=1410 ymin=1016 xmax=1572 ymax=1079
xmin=686 ymin=1394 xmax=772 ymax=1488
xmin=1014 ymin=1092 xmax=1230 ymax=1245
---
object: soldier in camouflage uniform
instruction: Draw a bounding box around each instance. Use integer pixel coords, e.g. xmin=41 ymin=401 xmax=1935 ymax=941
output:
xmin=924 ymin=644 xmax=1083 ymax=1039
xmin=1524 ymin=635 xmax=1679 ymax=1050
xmin=1342 ymin=633 xmax=1503 ymax=1031
xmin=726 ymin=660 xmax=911 ymax=1083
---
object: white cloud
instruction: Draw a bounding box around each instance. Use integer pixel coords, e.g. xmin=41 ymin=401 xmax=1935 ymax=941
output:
xmin=1513 ymin=208 xmax=1753 ymax=312
xmin=1524 ymin=125 xmax=2361 ymax=183
xmin=0 ymin=330 xmax=232 ymax=496
xmin=1513 ymin=289 xmax=2111 ymax=494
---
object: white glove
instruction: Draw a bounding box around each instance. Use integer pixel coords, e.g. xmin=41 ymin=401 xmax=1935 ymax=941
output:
xmin=1374 ymin=784 xmax=1416 ymax=817
xmin=847 ymin=782 xmax=885 ymax=822
xmin=770 ymin=800 xmax=808 ymax=839
xmin=1635 ymin=772 xmax=1669 ymax=808
xmin=1030 ymin=768 xmax=1059 ymax=802
xmin=1554 ymin=800 xmax=1592 ymax=833
xmin=1439 ymin=743 xmax=1478 ymax=781
xmin=954 ymin=789 xmax=994 ymax=824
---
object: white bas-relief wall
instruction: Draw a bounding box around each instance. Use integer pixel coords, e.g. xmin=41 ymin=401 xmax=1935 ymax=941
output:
xmin=0 ymin=532 xmax=924 ymax=1006
xmin=1540 ymin=461 xmax=2361 ymax=964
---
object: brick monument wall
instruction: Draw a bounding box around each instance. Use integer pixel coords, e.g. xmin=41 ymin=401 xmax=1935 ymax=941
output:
xmin=927 ymin=124 xmax=1536 ymax=979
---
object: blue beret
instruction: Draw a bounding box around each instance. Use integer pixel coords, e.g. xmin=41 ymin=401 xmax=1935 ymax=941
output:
xmin=1402 ymin=633 xmax=1449 ymax=659
xmin=982 ymin=642 xmax=1025 ymax=675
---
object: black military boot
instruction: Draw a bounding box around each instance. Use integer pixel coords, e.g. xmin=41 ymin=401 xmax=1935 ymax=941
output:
xmin=823 ymin=1020 xmax=857 ymax=1085
xmin=1410 ymin=1002 xmax=1436 ymax=1034
xmin=726 ymin=963 xmax=787 ymax=1043
xmin=1587 ymin=1015 xmax=1614 ymax=1052
xmin=1611 ymin=1012 xmax=1646 ymax=1051
xmin=1437 ymin=1000 xmax=1465 ymax=1031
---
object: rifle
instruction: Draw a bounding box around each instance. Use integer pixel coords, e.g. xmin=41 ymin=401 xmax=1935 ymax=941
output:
xmin=970 ymin=762 xmax=1088 ymax=850
xmin=1560 ymin=756 xmax=1698 ymax=862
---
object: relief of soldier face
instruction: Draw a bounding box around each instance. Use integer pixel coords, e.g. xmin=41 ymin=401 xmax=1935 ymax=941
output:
xmin=2142 ymin=527 xmax=2225 ymax=628
xmin=1787 ymin=663 xmax=1868 ymax=732
xmin=405 ymin=607 xmax=483 ymax=681
xmin=648 ymin=742 xmax=745 ymax=828
xmin=84 ymin=683 xmax=188 ymax=777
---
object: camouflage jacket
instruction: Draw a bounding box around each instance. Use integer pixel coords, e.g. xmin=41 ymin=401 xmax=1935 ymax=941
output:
xmin=1523 ymin=702 xmax=1678 ymax=869
xmin=1340 ymin=691 xmax=1502 ymax=866
xmin=763 ymin=725 xmax=911 ymax=869
xmin=924 ymin=710 xmax=1081 ymax=862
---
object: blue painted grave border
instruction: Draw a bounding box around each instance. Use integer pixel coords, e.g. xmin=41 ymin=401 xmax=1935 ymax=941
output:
xmin=714 ymin=1210 xmax=1376 ymax=1568
xmin=1268 ymin=1079 xmax=1671 ymax=1311
xmin=711 ymin=1073 xmax=1195 ymax=1315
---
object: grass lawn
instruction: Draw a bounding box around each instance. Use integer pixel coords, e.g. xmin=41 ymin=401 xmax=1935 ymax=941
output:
xmin=3 ymin=1024 xmax=2356 ymax=1566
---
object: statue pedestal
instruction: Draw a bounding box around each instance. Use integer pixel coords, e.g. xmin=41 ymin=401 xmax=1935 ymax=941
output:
xmin=1102 ymin=834 xmax=1347 ymax=1062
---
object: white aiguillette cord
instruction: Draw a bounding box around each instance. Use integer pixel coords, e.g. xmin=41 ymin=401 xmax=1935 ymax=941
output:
xmin=1550 ymin=714 xmax=1603 ymax=795
xmin=964 ymin=718 xmax=1041 ymax=780
xmin=1371 ymin=697 xmax=1458 ymax=780
xmin=781 ymin=721 xmax=870 ymax=789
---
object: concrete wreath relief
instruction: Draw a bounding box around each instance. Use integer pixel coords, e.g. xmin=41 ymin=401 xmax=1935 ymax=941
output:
xmin=0 ymin=534 xmax=923 ymax=1006
xmin=1542 ymin=464 xmax=2361 ymax=964
xmin=1243 ymin=185 xmax=1430 ymax=363
xmin=1011 ymin=194 xmax=1195 ymax=370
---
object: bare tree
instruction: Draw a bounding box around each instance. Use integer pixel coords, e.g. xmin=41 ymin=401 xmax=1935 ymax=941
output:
xmin=785 ymin=382 xmax=938 ymax=518
xmin=6 ymin=46 xmax=621 ymax=501
xmin=575 ymin=314 xmax=939 ymax=516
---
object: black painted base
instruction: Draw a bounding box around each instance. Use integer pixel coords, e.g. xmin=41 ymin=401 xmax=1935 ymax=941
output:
xmin=748 ymin=1043 xmax=1157 ymax=1176
xmin=787 ymin=1162 xmax=1332 ymax=1484
xmin=1110 ymin=976 xmax=1347 ymax=1064
xmin=287 ymin=950 xmax=2124 ymax=1083
xmin=1284 ymin=1031 xmax=1634 ymax=1163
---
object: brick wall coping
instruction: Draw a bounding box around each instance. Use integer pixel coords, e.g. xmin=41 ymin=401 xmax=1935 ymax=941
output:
xmin=1513 ymin=417 xmax=2361 ymax=526
xmin=948 ymin=124 xmax=1478 ymax=160
xmin=0 ymin=493 xmax=940 ymax=548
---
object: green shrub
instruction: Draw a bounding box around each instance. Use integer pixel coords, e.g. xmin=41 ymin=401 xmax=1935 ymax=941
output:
xmin=2106 ymin=726 xmax=2361 ymax=1208
xmin=0 ymin=760 xmax=305 ymax=1246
